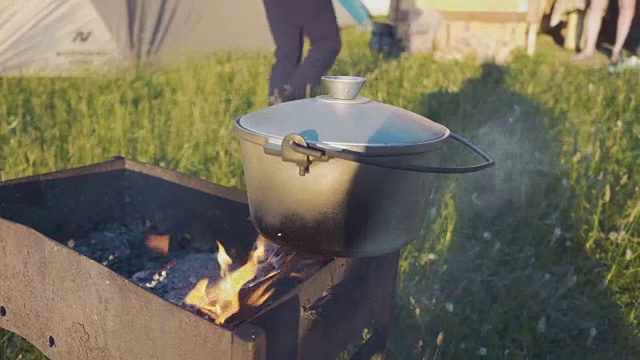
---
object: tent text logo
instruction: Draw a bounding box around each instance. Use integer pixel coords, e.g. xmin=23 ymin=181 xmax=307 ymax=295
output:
xmin=72 ymin=29 xmax=92 ymax=43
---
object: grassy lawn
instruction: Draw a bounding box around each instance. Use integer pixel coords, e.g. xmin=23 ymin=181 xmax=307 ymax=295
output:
xmin=1 ymin=30 xmax=639 ymax=359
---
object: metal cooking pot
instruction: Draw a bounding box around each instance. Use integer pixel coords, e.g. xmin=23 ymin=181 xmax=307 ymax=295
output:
xmin=234 ymin=76 xmax=494 ymax=258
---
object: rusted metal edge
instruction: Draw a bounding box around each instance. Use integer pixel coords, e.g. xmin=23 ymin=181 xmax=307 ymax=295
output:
xmin=246 ymin=258 xmax=351 ymax=323
xmin=0 ymin=158 xmax=127 ymax=185
xmin=0 ymin=157 xmax=248 ymax=204
xmin=121 ymin=159 xmax=248 ymax=204
xmin=297 ymin=254 xmax=399 ymax=360
xmin=0 ymin=217 xmax=266 ymax=360
xmin=248 ymin=252 xmax=398 ymax=328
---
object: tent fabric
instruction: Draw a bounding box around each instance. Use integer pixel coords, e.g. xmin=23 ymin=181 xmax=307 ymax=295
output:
xmin=0 ymin=0 xmax=125 ymax=75
xmin=0 ymin=0 xmax=362 ymax=76
xmin=362 ymin=0 xmax=391 ymax=16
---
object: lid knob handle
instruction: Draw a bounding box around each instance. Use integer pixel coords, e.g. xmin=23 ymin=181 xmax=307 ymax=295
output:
xmin=321 ymin=76 xmax=367 ymax=101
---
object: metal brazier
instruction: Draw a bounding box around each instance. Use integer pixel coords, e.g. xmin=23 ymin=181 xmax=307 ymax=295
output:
xmin=234 ymin=76 xmax=494 ymax=258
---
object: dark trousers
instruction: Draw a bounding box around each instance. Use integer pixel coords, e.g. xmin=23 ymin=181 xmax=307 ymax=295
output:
xmin=263 ymin=0 xmax=342 ymax=104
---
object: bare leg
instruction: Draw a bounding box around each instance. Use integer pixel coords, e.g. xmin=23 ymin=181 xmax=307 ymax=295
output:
xmin=573 ymin=0 xmax=608 ymax=60
xmin=611 ymin=0 xmax=637 ymax=62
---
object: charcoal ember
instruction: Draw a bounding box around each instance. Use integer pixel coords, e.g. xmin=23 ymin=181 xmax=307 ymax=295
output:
xmin=70 ymin=222 xmax=172 ymax=277
xmin=72 ymin=224 xmax=143 ymax=275
xmin=131 ymin=253 xmax=221 ymax=306
xmin=70 ymin=224 xmax=330 ymax=326
xmin=131 ymin=269 xmax=163 ymax=288
xmin=131 ymin=259 xmax=176 ymax=287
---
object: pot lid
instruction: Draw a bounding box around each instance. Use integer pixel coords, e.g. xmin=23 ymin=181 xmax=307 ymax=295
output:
xmin=235 ymin=76 xmax=450 ymax=155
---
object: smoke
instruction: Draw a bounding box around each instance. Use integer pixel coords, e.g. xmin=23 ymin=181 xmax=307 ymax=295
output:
xmin=391 ymin=63 xmax=623 ymax=359
xmin=458 ymin=105 xmax=554 ymax=214
xmin=438 ymin=63 xmax=557 ymax=218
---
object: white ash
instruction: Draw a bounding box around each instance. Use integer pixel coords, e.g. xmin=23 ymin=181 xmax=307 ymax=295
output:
xmin=131 ymin=253 xmax=221 ymax=306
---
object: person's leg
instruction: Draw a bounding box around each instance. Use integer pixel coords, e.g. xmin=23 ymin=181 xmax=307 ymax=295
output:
xmin=284 ymin=0 xmax=342 ymax=102
xmin=262 ymin=0 xmax=304 ymax=104
xmin=573 ymin=0 xmax=609 ymax=60
xmin=611 ymin=0 xmax=637 ymax=62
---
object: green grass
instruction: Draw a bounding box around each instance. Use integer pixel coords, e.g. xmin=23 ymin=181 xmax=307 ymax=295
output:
xmin=1 ymin=331 xmax=47 ymax=360
xmin=1 ymin=30 xmax=639 ymax=359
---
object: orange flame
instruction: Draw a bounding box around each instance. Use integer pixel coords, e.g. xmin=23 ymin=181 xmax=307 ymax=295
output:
xmin=184 ymin=237 xmax=275 ymax=325
xmin=145 ymin=234 xmax=170 ymax=256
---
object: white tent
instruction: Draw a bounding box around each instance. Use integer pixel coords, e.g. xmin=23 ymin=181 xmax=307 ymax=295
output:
xmin=0 ymin=0 xmax=360 ymax=76
xmin=362 ymin=0 xmax=391 ymax=16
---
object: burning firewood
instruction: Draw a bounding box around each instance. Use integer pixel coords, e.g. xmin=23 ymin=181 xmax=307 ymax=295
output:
xmin=65 ymin=222 xmax=330 ymax=329
xmin=183 ymin=236 xmax=316 ymax=326
xmin=131 ymin=253 xmax=221 ymax=305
